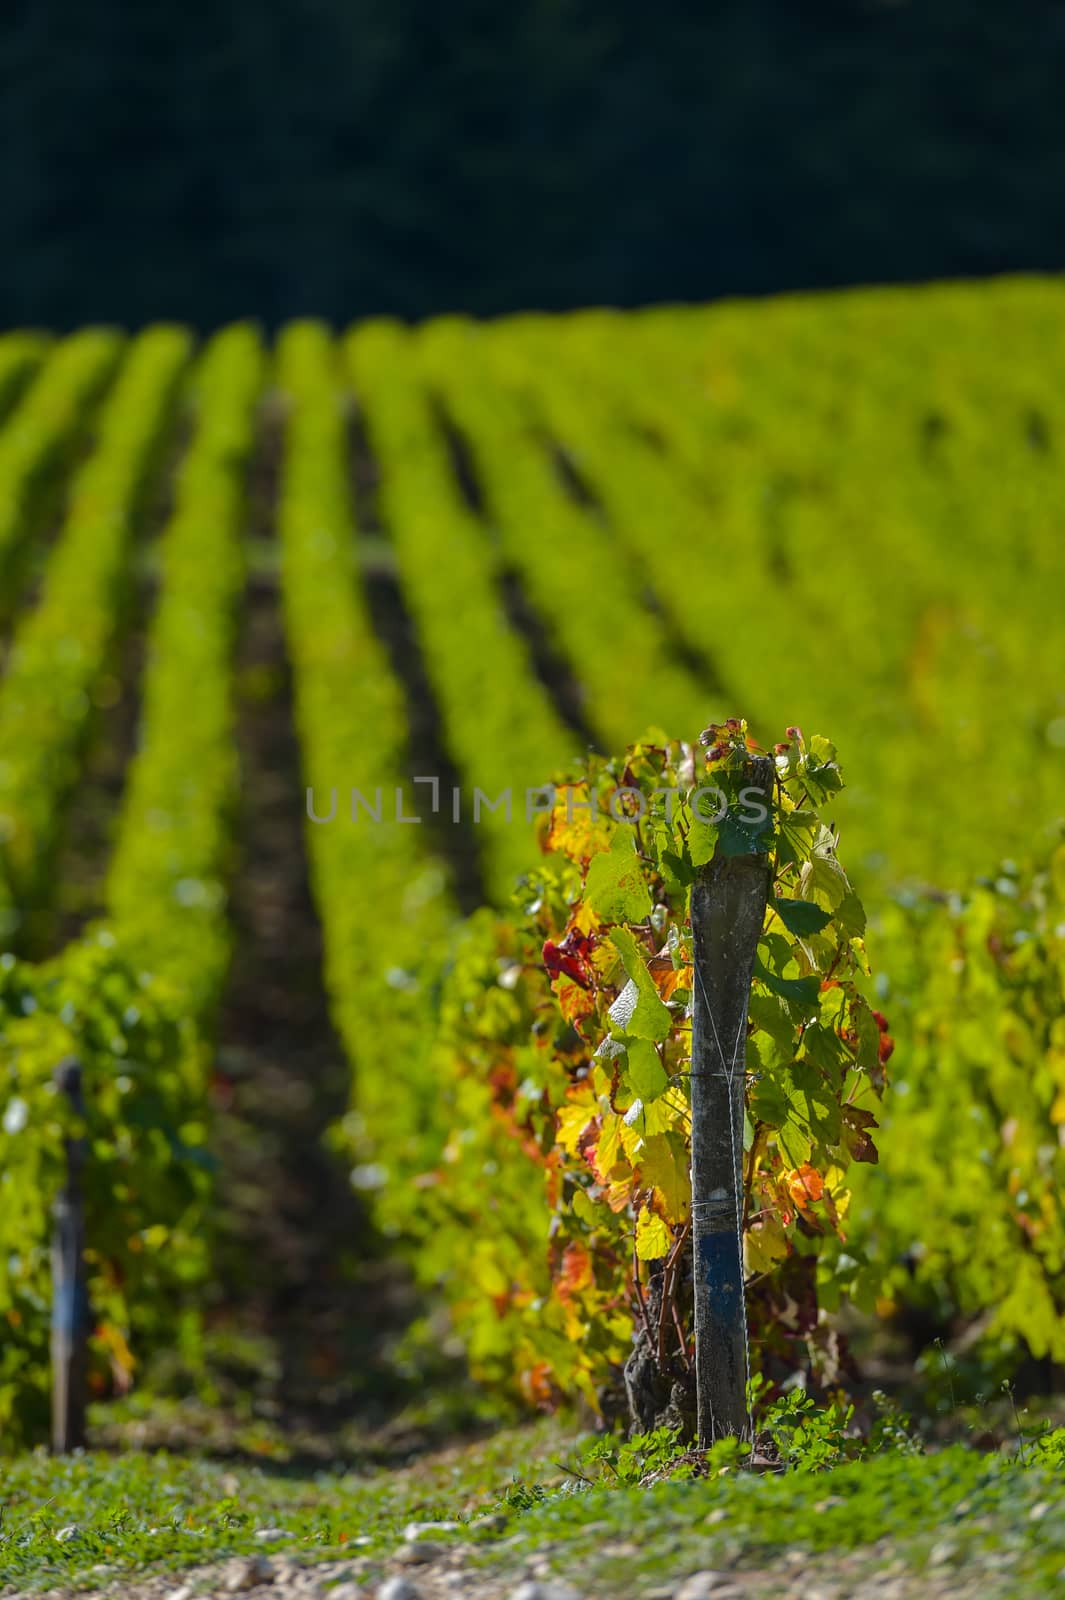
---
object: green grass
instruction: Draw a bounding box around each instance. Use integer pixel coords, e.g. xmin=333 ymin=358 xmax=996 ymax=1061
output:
xmin=2 ymin=1419 xmax=1064 ymax=1597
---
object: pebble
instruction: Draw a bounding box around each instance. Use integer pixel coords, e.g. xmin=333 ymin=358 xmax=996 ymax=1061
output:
xmin=377 ymin=1578 xmax=423 ymax=1600
xmin=254 ymin=1527 xmax=289 ymax=1541
xmin=165 ymin=1588 xmax=194 ymax=1600
xmin=54 ymin=1525 xmax=80 ymax=1543
xmin=673 ymin=1574 xmax=738 ymax=1600
xmin=223 ymin=1553 xmax=275 ymax=1591
xmin=328 ymin=1586 xmax=366 ymax=1600
xmin=393 ymin=1541 xmax=444 ymax=1566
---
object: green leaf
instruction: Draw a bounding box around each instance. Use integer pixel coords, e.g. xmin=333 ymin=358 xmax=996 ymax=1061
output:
xmin=801 ymin=848 xmax=850 ymax=912
xmin=585 ymin=827 xmax=653 ymax=922
xmin=803 ymin=737 xmax=845 ymax=804
xmin=850 ymin=994 xmax=883 ymax=1075
xmin=771 ymin=895 xmax=833 ymax=937
xmin=777 ymin=1115 xmax=812 ymax=1167
xmin=754 ymin=958 xmax=820 ymax=1010
xmin=716 ymin=810 xmax=770 ymax=858
xmin=749 ymin=1076 xmax=791 ymax=1129
xmin=801 ymin=1022 xmax=849 ymax=1090
xmin=835 ymin=887 xmax=867 ymax=937
xmin=625 ymin=1039 xmax=669 ymax=1101
xmin=747 ymin=990 xmax=795 ymax=1052
xmin=660 ymin=849 xmax=694 ymax=887
xmin=687 ymin=817 xmax=718 ymax=868
xmin=787 ymin=1058 xmax=842 ymax=1145
xmin=608 ymin=928 xmax=672 ymax=1042
xmin=776 ymin=810 xmax=820 ymax=867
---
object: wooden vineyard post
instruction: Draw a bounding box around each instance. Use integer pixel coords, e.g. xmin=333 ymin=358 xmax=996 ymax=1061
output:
xmin=51 ymin=1056 xmax=89 ymax=1454
xmin=689 ymin=756 xmax=774 ymax=1447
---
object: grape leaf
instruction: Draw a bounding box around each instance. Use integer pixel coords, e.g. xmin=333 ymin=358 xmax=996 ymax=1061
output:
xmin=842 ymin=1103 xmax=879 ymax=1163
xmin=801 ymin=1022 xmax=849 ymax=1089
xmin=625 ymin=1038 xmax=669 ymax=1102
xmin=635 ymin=1206 xmax=671 ymax=1260
xmin=660 ymin=848 xmax=695 ymax=886
xmin=608 ymin=928 xmax=672 ymax=1041
xmin=716 ymin=804 xmax=773 ymax=859
xmin=777 ymin=1115 xmax=812 ymax=1168
xmin=556 ymin=1096 xmax=596 ymax=1157
xmin=748 ymin=990 xmax=795 ymax=1052
xmin=803 ymin=737 xmax=845 ymax=804
xmin=749 ymin=1075 xmax=791 ymax=1129
xmin=787 ymin=1058 xmax=842 ymax=1144
xmin=637 ymin=1131 xmax=691 ymax=1220
xmin=688 ymin=818 xmax=718 ymax=868
xmin=585 ymin=827 xmax=653 ymax=922
xmin=593 ymin=1113 xmax=624 ymax=1181
xmin=776 ymin=809 xmax=819 ymax=866
xmin=744 ymin=1212 xmax=789 ymax=1274
xmin=771 ymin=895 xmax=833 ymax=937
xmin=754 ymin=957 xmax=820 ymax=1010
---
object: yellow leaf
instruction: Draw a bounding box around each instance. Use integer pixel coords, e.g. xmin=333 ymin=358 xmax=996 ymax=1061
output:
xmin=744 ymin=1213 xmax=789 ymax=1275
xmin=556 ymin=1093 xmax=595 ymax=1156
xmin=637 ymin=1132 xmax=691 ymax=1222
xmin=594 ymin=1113 xmax=625 ymax=1181
xmin=618 ymin=1118 xmax=644 ymax=1162
xmin=822 ymin=1165 xmax=851 ymax=1219
xmin=545 ymin=785 xmax=611 ymax=862
xmin=635 ymin=1207 xmax=671 ymax=1260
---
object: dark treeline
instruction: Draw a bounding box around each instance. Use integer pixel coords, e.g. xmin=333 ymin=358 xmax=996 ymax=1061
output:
xmin=1 ymin=0 xmax=1063 ymax=330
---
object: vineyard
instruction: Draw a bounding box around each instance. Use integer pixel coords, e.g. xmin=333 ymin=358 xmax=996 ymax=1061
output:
xmin=0 ymin=276 xmax=1064 ymax=1592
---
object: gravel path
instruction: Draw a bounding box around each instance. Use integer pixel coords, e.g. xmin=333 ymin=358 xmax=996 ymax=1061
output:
xmin=5 ymin=1534 xmax=1034 ymax=1600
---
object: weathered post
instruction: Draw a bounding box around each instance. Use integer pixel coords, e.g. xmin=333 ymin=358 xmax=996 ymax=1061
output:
xmin=689 ymin=756 xmax=774 ymax=1446
xmin=51 ymin=1055 xmax=89 ymax=1454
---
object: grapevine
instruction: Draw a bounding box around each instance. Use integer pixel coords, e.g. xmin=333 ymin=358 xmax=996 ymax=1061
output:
xmin=422 ymin=720 xmax=890 ymax=1420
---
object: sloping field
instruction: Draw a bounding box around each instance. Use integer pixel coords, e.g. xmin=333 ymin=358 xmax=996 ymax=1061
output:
xmin=0 ymin=276 xmax=1063 ymax=1444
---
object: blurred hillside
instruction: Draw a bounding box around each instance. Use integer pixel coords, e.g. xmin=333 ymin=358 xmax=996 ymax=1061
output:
xmin=1 ymin=0 xmax=1063 ymax=329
